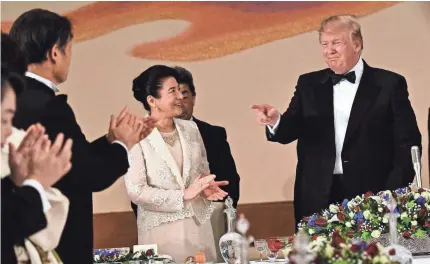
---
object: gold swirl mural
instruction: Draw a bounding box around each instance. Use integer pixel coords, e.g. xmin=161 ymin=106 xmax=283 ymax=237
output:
xmin=1 ymin=1 xmax=398 ymax=61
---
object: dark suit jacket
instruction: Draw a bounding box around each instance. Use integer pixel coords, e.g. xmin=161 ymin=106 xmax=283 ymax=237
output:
xmin=193 ymin=117 xmax=240 ymax=207
xmin=1 ymin=177 xmax=47 ymax=264
xmin=267 ymin=61 xmax=421 ymax=225
xmin=131 ymin=117 xmax=240 ymax=217
xmin=13 ymin=77 xmax=130 ymax=264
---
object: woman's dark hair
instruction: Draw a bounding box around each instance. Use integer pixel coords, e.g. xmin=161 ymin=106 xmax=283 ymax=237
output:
xmin=1 ymin=65 xmax=25 ymax=102
xmin=132 ymin=65 xmax=179 ymax=111
xmin=9 ymin=8 xmax=73 ymax=64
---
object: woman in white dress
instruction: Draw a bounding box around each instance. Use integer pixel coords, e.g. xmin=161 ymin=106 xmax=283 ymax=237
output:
xmin=124 ymin=65 xmax=228 ymax=262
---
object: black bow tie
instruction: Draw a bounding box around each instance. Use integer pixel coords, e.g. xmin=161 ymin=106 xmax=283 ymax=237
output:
xmin=330 ymin=71 xmax=356 ymax=85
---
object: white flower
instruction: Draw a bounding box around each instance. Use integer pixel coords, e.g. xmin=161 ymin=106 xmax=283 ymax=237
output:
xmin=347 ymin=201 xmax=354 ymax=209
xmin=328 ymin=214 xmax=339 ymax=223
xmin=383 ymin=217 xmax=388 ymax=223
xmin=309 ymin=229 xmax=315 ymax=235
xmin=363 ymin=210 xmax=371 ymax=220
xmin=378 ymin=207 xmax=383 ymax=213
xmin=373 ymin=255 xmax=390 ymax=264
xmin=401 ymin=212 xmax=408 ymax=219
xmin=316 ymin=236 xmax=327 ymax=243
xmin=351 ymin=220 xmax=355 ymax=225
xmin=345 ymin=222 xmax=352 ymax=228
xmin=411 ymin=220 xmax=418 ymax=226
xmin=324 ymin=244 xmax=334 ymax=258
xmin=414 ymin=193 xmax=420 ymax=199
xmin=349 ymin=212 xmax=355 ymax=218
xmin=329 ymin=204 xmax=339 ymax=213
xmin=371 ymin=230 xmax=381 ymax=238
xmin=421 ymin=192 xmax=430 ymax=202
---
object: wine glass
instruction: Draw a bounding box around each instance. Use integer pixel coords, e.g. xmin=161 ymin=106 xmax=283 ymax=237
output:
xmin=267 ymin=237 xmax=284 ymax=263
xmin=254 ymin=239 xmax=267 ymax=263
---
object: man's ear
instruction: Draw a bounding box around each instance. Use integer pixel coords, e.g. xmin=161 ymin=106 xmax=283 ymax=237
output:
xmin=48 ymin=44 xmax=62 ymax=64
xmin=192 ymin=96 xmax=196 ymax=106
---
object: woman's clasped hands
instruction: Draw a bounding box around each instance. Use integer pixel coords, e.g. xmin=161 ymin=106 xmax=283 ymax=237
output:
xmin=184 ymin=174 xmax=229 ymax=202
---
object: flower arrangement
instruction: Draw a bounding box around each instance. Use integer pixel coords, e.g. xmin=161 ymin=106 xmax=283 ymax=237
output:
xmin=297 ymin=187 xmax=430 ymax=243
xmin=284 ymin=231 xmax=399 ymax=264
xmin=93 ymin=248 xmax=169 ymax=263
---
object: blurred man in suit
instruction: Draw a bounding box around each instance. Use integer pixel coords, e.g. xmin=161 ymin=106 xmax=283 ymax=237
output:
xmin=9 ymin=9 xmax=155 ymax=263
xmin=252 ymin=15 xmax=421 ymax=225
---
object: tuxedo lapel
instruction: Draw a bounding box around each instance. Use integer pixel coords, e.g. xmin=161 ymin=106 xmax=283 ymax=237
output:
xmin=146 ymin=127 xmax=184 ymax=188
xmin=317 ymin=70 xmax=336 ymax=133
xmin=175 ymin=119 xmax=192 ymax=187
xmin=344 ymin=62 xmax=380 ymax=145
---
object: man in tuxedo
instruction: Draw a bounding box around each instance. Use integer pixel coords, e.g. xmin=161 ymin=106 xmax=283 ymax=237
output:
xmin=130 ymin=66 xmax=240 ymax=219
xmin=252 ymin=15 xmax=421 ymax=225
xmin=1 ymin=66 xmax=72 ymax=263
xmin=9 ymin=9 xmax=154 ymax=263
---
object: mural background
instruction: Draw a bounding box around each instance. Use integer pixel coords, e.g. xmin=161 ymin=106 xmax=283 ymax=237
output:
xmin=2 ymin=1 xmax=429 ymax=215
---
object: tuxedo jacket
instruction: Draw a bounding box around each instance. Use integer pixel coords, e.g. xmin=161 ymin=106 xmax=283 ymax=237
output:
xmin=267 ymin=61 xmax=421 ymax=224
xmin=130 ymin=117 xmax=240 ymax=218
xmin=13 ymin=77 xmax=130 ymax=264
xmin=1 ymin=177 xmax=47 ymax=264
xmin=125 ymin=118 xmax=214 ymax=235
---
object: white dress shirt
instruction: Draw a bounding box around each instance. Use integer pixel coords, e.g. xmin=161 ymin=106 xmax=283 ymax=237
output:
xmin=25 ymin=71 xmax=60 ymax=92
xmin=268 ymin=57 xmax=364 ymax=174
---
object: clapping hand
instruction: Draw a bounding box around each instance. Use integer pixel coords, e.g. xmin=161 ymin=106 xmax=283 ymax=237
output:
xmin=107 ymin=106 xmax=156 ymax=150
xmin=8 ymin=123 xmax=46 ymax=185
xmin=184 ymin=174 xmax=216 ymax=201
xmin=9 ymin=124 xmax=73 ymax=188
xmin=250 ymin=104 xmax=279 ymax=127
xmin=202 ymin=180 xmax=229 ymax=201
xmin=27 ymin=133 xmax=73 ymax=188
xmin=184 ymin=174 xmax=229 ymax=201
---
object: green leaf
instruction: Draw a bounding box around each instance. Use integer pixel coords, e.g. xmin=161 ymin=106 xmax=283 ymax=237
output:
xmin=333 ymin=260 xmax=349 ymax=264
xmin=407 ymin=201 xmax=415 ymax=209
xmin=415 ymin=229 xmax=425 ymax=238
xmin=402 ymin=217 xmax=412 ymax=225
xmin=361 ymin=231 xmax=371 ymax=241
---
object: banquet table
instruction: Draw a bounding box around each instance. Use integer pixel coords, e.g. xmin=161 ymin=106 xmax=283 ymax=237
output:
xmin=213 ymin=246 xmax=430 ymax=264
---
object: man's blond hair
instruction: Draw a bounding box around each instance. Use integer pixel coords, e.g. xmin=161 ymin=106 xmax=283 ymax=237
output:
xmin=318 ymin=15 xmax=363 ymax=51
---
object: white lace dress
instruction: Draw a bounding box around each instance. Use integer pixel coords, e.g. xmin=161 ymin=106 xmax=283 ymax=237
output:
xmin=124 ymin=119 xmax=217 ymax=263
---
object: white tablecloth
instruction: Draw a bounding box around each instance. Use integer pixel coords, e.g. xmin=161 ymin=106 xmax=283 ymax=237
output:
xmin=413 ymin=256 xmax=430 ymax=264
xmin=214 ymin=257 xmax=430 ymax=263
